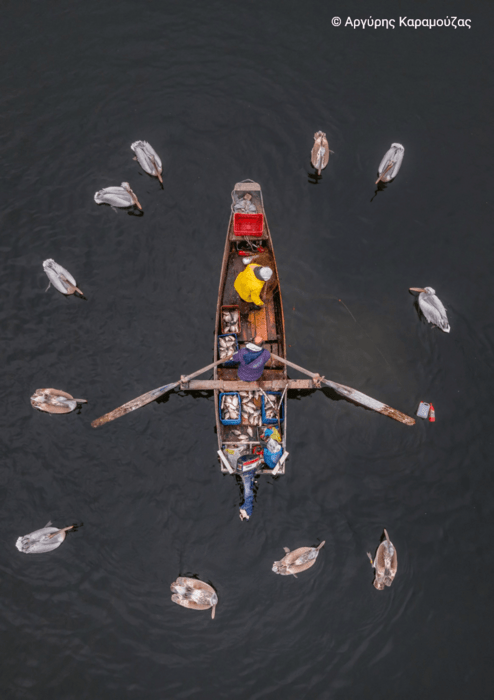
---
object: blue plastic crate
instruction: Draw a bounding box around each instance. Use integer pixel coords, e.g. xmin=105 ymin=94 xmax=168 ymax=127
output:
xmin=261 ymin=391 xmax=285 ymax=425
xmin=219 ymin=391 xmax=242 ymax=425
xmin=218 ymin=333 xmax=239 ymax=367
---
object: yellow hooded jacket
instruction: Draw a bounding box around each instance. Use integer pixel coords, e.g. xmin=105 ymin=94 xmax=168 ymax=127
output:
xmin=234 ymin=264 xmax=265 ymax=306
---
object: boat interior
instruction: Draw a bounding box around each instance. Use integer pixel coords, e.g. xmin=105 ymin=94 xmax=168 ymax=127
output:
xmin=215 ymin=181 xmax=287 ymax=475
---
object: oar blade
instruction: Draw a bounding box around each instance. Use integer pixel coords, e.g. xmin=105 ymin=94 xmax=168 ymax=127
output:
xmin=91 ymin=382 xmax=179 ymax=428
xmin=322 ymin=380 xmax=415 ymax=426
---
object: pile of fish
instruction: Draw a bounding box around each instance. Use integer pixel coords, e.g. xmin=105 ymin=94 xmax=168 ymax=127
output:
xmin=222 ymin=308 xmax=240 ymax=334
xmin=263 ymin=393 xmax=279 ymax=421
xmin=239 ymin=390 xmax=262 ymax=426
xmin=218 ymin=334 xmax=237 ymax=360
xmin=229 ymin=426 xmax=255 ymax=444
xmin=221 ymin=393 xmax=240 ymax=422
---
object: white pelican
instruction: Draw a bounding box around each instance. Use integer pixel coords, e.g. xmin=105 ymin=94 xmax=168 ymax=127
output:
xmin=409 ymin=287 xmax=450 ymax=333
xmin=43 ymin=259 xmax=83 ymax=296
xmin=311 ymin=131 xmax=332 ymax=175
xmin=170 ymin=577 xmax=218 ymax=619
xmin=376 ymin=142 xmax=404 ymax=184
xmin=367 ymin=529 xmax=398 ymax=590
xmin=16 ymin=522 xmax=74 ymax=554
xmin=94 ymin=182 xmax=142 ymax=210
xmin=272 ymin=541 xmax=325 ymax=577
xmin=31 ymin=388 xmax=88 ymax=414
xmin=131 ymin=140 xmax=163 ymax=183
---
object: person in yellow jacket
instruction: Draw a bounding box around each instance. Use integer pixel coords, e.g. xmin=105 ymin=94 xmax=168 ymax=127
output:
xmin=234 ymin=264 xmax=273 ymax=307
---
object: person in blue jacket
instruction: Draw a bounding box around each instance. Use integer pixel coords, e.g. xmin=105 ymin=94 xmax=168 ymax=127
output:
xmin=231 ymin=335 xmax=271 ymax=383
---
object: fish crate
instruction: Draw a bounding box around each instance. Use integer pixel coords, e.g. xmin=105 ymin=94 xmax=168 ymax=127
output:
xmin=219 ymin=391 xmax=242 ymax=425
xmin=234 ymin=213 xmax=264 ymax=237
xmin=261 ymin=391 xmax=285 ymax=425
xmin=221 ymin=305 xmax=241 ymax=335
xmin=218 ymin=333 xmax=239 ymax=367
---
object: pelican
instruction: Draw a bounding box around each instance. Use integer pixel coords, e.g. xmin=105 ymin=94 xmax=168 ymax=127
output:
xmin=31 ymin=388 xmax=88 ymax=414
xmin=311 ymin=131 xmax=332 ymax=175
xmin=367 ymin=529 xmax=398 ymax=590
xmin=16 ymin=522 xmax=74 ymax=554
xmin=94 ymin=182 xmax=142 ymax=210
xmin=272 ymin=541 xmax=325 ymax=578
xmin=376 ymin=142 xmax=404 ymax=184
xmin=409 ymin=287 xmax=450 ymax=332
xmin=170 ymin=577 xmax=218 ymax=619
xmin=43 ymin=259 xmax=83 ymax=296
xmin=131 ymin=140 xmax=163 ymax=184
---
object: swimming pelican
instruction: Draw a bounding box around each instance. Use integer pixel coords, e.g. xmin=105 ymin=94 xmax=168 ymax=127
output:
xmin=43 ymin=259 xmax=83 ymax=296
xmin=367 ymin=529 xmax=398 ymax=590
xmin=311 ymin=131 xmax=332 ymax=175
xmin=272 ymin=541 xmax=325 ymax=577
xmin=170 ymin=577 xmax=218 ymax=619
xmin=94 ymin=182 xmax=142 ymax=210
xmin=409 ymin=287 xmax=450 ymax=333
xmin=31 ymin=388 xmax=88 ymax=414
xmin=16 ymin=522 xmax=74 ymax=554
xmin=376 ymin=143 xmax=404 ymax=184
xmin=131 ymin=140 xmax=163 ymax=184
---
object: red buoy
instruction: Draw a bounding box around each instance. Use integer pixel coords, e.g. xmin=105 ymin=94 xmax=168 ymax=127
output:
xmin=429 ymin=404 xmax=436 ymax=422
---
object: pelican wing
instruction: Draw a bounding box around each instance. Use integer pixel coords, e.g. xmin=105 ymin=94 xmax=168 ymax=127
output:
xmin=31 ymin=388 xmax=77 ymax=414
xmin=378 ymin=143 xmax=404 ymax=181
xmin=131 ymin=140 xmax=162 ymax=177
xmin=43 ymin=259 xmax=77 ymax=294
xmin=419 ymin=294 xmax=450 ymax=331
xmin=171 ymin=595 xmax=211 ymax=611
xmin=94 ymin=187 xmax=134 ymax=207
xmin=16 ymin=526 xmax=64 ymax=553
xmin=311 ymin=136 xmax=330 ymax=171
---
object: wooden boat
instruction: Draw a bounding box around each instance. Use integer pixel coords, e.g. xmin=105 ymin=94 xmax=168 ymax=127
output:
xmin=214 ymin=180 xmax=288 ymax=475
xmin=92 ymin=185 xmax=415 ymax=437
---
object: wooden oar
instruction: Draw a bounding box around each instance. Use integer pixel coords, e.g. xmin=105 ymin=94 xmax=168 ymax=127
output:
xmin=91 ymin=354 xmax=235 ymax=428
xmin=270 ymin=354 xmax=415 ymax=426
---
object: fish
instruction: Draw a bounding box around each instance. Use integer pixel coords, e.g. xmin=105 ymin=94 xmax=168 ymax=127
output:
xmin=171 ymin=577 xmax=218 ymax=618
xmin=367 ymin=529 xmax=397 ymax=590
xmin=272 ymin=541 xmax=325 ymax=577
xmin=16 ymin=522 xmax=74 ymax=554
xmin=131 ymin=140 xmax=163 ymax=183
xmin=43 ymin=259 xmax=83 ymax=297
xmin=30 ymin=388 xmax=87 ymax=415
xmin=94 ymin=182 xmax=142 ymax=210
xmin=222 ymin=394 xmax=239 ymax=421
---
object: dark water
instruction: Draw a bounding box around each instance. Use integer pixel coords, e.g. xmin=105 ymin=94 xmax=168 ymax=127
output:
xmin=2 ymin=1 xmax=494 ymax=697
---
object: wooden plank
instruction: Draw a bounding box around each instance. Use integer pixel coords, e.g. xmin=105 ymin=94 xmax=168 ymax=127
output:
xmin=248 ymin=306 xmax=268 ymax=339
xmin=182 ymin=379 xmax=314 ymax=390
xmin=235 ymin=182 xmax=261 ymax=191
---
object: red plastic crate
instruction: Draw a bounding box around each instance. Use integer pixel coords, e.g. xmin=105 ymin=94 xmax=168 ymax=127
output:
xmin=234 ymin=213 xmax=264 ymax=237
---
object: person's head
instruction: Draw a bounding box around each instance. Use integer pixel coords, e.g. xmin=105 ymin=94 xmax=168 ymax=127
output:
xmin=259 ymin=267 xmax=273 ymax=281
xmin=253 ymin=335 xmax=264 ymax=346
